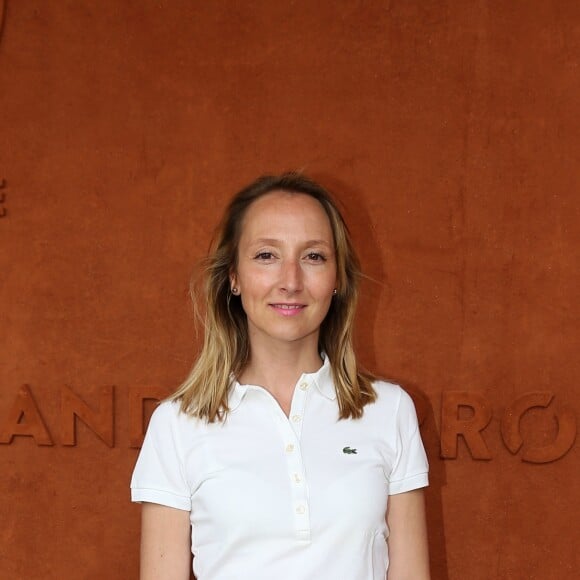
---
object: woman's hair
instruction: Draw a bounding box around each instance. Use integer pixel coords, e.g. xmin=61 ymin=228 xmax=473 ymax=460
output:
xmin=171 ymin=172 xmax=376 ymax=421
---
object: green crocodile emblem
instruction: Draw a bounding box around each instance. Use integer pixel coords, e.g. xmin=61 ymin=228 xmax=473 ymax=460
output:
xmin=342 ymin=446 xmax=357 ymax=454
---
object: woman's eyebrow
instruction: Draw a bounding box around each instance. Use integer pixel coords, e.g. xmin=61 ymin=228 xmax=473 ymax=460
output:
xmin=304 ymin=239 xmax=333 ymax=247
xmin=250 ymin=238 xmax=333 ymax=247
xmin=250 ymin=238 xmax=281 ymax=246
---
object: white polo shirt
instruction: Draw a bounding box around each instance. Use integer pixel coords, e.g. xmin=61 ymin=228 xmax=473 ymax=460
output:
xmin=131 ymin=357 xmax=429 ymax=580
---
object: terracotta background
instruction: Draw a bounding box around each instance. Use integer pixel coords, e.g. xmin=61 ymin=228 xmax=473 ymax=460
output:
xmin=0 ymin=1 xmax=578 ymax=579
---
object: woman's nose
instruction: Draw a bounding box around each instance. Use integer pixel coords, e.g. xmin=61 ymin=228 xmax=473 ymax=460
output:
xmin=279 ymin=259 xmax=303 ymax=293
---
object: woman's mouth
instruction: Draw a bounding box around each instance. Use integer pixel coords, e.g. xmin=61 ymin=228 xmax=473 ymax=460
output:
xmin=269 ymin=303 xmax=306 ymax=316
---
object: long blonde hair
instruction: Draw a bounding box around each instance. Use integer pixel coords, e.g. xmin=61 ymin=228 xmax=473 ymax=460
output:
xmin=171 ymin=173 xmax=376 ymax=421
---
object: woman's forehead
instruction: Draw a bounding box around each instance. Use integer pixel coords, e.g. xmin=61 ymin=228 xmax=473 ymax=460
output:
xmin=239 ymin=191 xmax=333 ymax=241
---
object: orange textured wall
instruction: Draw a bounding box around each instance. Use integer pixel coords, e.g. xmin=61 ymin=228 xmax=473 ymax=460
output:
xmin=0 ymin=1 xmax=578 ymax=579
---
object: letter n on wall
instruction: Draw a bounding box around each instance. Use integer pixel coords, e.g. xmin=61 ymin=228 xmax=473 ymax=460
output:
xmin=60 ymin=385 xmax=114 ymax=447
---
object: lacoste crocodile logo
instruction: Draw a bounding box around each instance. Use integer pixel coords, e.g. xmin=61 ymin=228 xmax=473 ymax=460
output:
xmin=342 ymin=446 xmax=357 ymax=454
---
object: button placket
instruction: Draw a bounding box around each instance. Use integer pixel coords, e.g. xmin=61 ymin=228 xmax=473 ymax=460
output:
xmin=284 ymin=378 xmax=312 ymax=541
xmin=288 ymin=378 xmax=308 ymax=439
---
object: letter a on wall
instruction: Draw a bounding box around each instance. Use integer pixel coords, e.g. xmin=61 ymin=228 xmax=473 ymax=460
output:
xmin=0 ymin=385 xmax=53 ymax=445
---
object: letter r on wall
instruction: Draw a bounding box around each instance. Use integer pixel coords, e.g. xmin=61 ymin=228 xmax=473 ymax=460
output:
xmin=440 ymin=391 xmax=492 ymax=460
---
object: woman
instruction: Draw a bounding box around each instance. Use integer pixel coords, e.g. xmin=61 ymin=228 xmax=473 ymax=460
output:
xmin=131 ymin=173 xmax=430 ymax=580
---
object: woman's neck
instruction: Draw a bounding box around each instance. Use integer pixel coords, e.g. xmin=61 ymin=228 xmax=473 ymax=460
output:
xmin=238 ymin=341 xmax=323 ymax=399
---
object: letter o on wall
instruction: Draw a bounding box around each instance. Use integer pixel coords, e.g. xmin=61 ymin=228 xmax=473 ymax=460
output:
xmin=501 ymin=392 xmax=577 ymax=463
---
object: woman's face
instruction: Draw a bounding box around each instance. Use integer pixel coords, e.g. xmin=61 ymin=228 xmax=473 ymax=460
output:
xmin=231 ymin=191 xmax=337 ymax=351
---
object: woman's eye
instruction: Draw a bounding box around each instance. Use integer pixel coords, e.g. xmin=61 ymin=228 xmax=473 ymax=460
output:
xmin=255 ymin=252 xmax=274 ymax=260
xmin=306 ymin=252 xmax=326 ymax=262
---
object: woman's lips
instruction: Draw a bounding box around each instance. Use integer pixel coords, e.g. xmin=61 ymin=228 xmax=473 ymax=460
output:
xmin=269 ymin=303 xmax=306 ymax=317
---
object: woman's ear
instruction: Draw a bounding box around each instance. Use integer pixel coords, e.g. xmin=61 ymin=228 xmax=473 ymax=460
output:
xmin=229 ymin=272 xmax=239 ymax=294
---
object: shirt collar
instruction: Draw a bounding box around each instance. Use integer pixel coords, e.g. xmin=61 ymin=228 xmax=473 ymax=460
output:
xmin=227 ymin=353 xmax=335 ymax=411
xmin=310 ymin=354 xmax=335 ymax=400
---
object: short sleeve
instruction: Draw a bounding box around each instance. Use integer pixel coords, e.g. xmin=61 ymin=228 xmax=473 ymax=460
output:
xmin=388 ymin=389 xmax=429 ymax=495
xmin=130 ymin=401 xmax=192 ymax=511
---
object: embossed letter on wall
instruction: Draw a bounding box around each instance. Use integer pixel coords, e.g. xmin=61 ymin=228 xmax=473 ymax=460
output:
xmin=0 ymin=1 xmax=6 ymax=49
xmin=0 ymin=385 xmax=54 ymax=446
xmin=0 ymin=179 xmax=6 ymax=218
xmin=0 ymin=387 xmax=576 ymax=462
xmin=0 ymin=385 xmax=172 ymax=448
xmin=501 ymin=392 xmax=577 ymax=463
xmin=440 ymin=390 xmax=577 ymax=463
xmin=441 ymin=391 xmax=493 ymax=460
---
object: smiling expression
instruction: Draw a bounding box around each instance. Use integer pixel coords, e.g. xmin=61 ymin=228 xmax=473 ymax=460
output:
xmin=230 ymin=191 xmax=337 ymax=350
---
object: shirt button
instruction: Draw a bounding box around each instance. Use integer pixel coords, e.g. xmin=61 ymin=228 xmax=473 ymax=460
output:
xmin=285 ymin=444 xmax=295 ymax=453
xmin=293 ymin=473 xmax=302 ymax=483
xmin=295 ymin=505 xmax=306 ymax=514
xmin=299 ymin=381 xmax=308 ymax=390
xmin=291 ymin=415 xmax=301 ymax=423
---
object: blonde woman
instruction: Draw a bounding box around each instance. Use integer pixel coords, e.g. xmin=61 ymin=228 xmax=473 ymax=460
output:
xmin=131 ymin=173 xmax=430 ymax=580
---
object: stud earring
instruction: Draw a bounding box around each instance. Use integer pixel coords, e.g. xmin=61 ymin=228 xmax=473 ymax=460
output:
xmin=332 ymin=289 xmax=337 ymax=295
xmin=231 ymin=287 xmax=239 ymax=295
